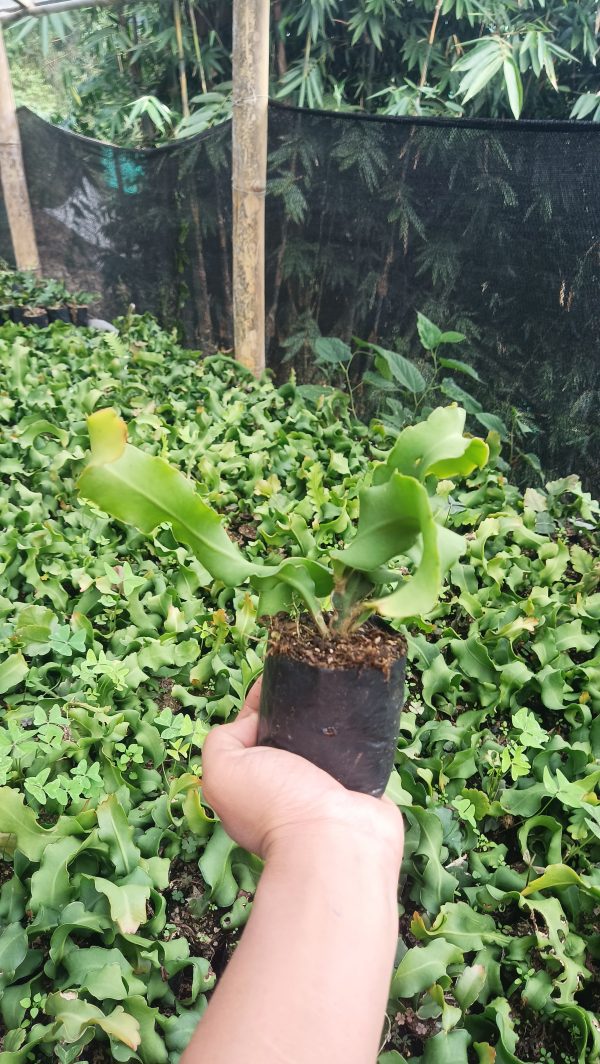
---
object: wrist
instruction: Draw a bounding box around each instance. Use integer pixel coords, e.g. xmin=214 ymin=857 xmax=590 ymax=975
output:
xmin=263 ymin=797 xmax=403 ymax=880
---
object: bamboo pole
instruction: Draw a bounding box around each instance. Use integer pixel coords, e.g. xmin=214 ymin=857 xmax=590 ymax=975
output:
xmin=174 ymin=0 xmax=190 ymax=119
xmin=232 ymin=0 xmax=269 ymax=375
xmin=0 ymin=0 xmax=114 ymax=23
xmin=187 ymin=0 xmax=207 ymax=95
xmin=0 ymin=27 xmax=40 ymax=271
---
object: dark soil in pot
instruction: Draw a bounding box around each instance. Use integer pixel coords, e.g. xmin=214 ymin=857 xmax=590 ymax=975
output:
xmin=22 ymin=307 xmax=48 ymax=328
xmin=48 ymin=306 xmax=71 ymax=323
xmin=258 ymin=614 xmax=406 ymax=797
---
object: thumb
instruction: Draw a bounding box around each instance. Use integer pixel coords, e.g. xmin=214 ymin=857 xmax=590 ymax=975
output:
xmin=214 ymin=707 xmax=259 ymax=752
xmin=203 ymin=679 xmax=262 ymax=762
xmin=201 ymin=697 xmax=259 ymax=806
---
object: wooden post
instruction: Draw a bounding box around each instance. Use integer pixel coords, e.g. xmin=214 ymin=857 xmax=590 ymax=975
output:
xmin=232 ymin=0 xmax=269 ymax=375
xmin=0 ymin=27 xmax=40 ymax=272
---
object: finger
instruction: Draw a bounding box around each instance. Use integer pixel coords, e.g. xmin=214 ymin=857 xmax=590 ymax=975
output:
xmin=205 ymin=701 xmax=260 ymax=756
xmin=237 ymin=676 xmax=262 ymax=719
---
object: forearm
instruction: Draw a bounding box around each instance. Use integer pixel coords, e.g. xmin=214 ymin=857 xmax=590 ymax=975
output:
xmin=182 ymin=826 xmax=400 ymax=1064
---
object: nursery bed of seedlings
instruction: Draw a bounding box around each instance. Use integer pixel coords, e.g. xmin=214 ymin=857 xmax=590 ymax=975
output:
xmin=0 ymin=268 xmax=94 ymax=329
xmin=0 ymin=316 xmax=598 ymax=1064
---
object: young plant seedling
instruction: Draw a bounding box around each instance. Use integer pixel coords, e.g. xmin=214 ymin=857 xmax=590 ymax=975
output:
xmin=78 ymin=404 xmax=487 ymax=635
xmin=78 ymin=403 xmax=488 ymax=794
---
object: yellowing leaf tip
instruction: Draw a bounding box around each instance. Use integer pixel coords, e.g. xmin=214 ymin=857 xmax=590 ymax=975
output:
xmin=87 ymin=408 xmax=128 ymax=466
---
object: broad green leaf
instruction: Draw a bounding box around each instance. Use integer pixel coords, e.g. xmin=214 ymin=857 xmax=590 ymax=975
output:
xmin=0 ymin=924 xmax=28 ymax=991
xmin=450 ymin=637 xmax=496 ymax=683
xmin=162 ymin=1005 xmax=206 ymax=1054
xmin=428 ymin=983 xmax=462 ymax=1032
xmin=45 ymin=994 xmax=141 ymax=1050
xmin=422 ymin=1027 xmax=470 ymax=1063
xmin=0 ymin=653 xmax=28 ymax=695
xmin=454 ymin=964 xmax=487 ymax=1011
xmin=417 ymin=312 xmax=443 ymax=350
xmin=412 ymin=902 xmax=508 ymax=950
xmin=314 ymin=337 xmax=352 ymax=364
xmin=385 ymin=770 xmax=413 ymax=807
xmin=522 ymin=969 xmax=553 ymax=1011
xmin=96 ymin=794 xmax=141 ymax=877
xmin=253 ymin=557 xmax=332 ymax=627
xmin=331 ymin=474 xmax=427 ymax=570
xmin=378 ymin=406 xmax=488 ymax=482
xmin=438 ymin=332 xmax=466 ymax=345
xmin=79 ymin=409 xmax=255 ymax=585
xmin=522 ymin=864 xmax=600 ymax=900
xmin=123 ymin=997 xmax=168 ymax=1064
xmin=12 ymin=605 xmax=55 ymax=651
xmin=0 ymin=1028 xmax=47 ymax=1064
xmin=362 ymin=369 xmax=398 ymax=391
xmin=182 ymin=787 xmax=216 ymax=838
xmin=406 ymin=807 xmax=459 ymax=912
xmin=374 ymin=520 xmax=463 ymax=620
xmin=0 ymin=788 xmax=79 ymax=861
xmin=475 ymin=411 xmax=508 ymax=437
xmin=49 ymin=904 xmax=110 ymax=965
xmin=199 ymin=823 xmax=239 ymax=907
xmin=64 ymin=945 xmax=146 ymax=1001
xmin=372 ymin=344 xmax=426 ymax=394
xmin=15 ymin=417 xmax=68 ymax=447
xmin=422 ymin=652 xmax=460 ymax=708
xmin=392 ymin=939 xmax=463 ymax=998
xmin=500 ymin=782 xmax=545 ymax=818
xmin=518 ymin=816 xmax=563 ymax=866
xmin=438 ymin=357 xmax=479 ymax=380
xmin=29 ymin=836 xmax=82 ymax=913
xmin=554 ymin=620 xmax=598 ymax=654
xmin=439 ymin=377 xmax=482 ymax=414
xmin=332 ymin=471 xmax=464 ymax=620
xmin=93 ymin=877 xmax=151 ymax=934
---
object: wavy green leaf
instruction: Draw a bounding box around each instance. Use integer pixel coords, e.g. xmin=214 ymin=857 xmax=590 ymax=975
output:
xmin=93 ymin=877 xmax=151 ymax=934
xmin=78 ymin=409 xmax=255 ymax=586
xmin=378 ymin=406 xmax=489 ymax=482
xmin=392 ymin=939 xmax=464 ymax=998
xmin=96 ymin=794 xmax=140 ymax=877
xmin=45 ymin=994 xmax=141 ymax=1050
xmin=0 ymin=654 xmax=28 ymax=696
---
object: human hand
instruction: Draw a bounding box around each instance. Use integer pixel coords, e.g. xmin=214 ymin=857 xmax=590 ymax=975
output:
xmin=201 ymin=680 xmax=404 ymax=864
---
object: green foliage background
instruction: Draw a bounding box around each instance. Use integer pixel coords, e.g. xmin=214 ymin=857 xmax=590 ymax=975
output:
xmin=0 ymin=316 xmax=598 ymax=1062
xmin=5 ymin=0 xmax=600 ymax=144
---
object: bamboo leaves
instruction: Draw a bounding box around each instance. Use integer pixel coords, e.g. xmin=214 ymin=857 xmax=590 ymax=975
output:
xmin=453 ymin=38 xmax=525 ymax=118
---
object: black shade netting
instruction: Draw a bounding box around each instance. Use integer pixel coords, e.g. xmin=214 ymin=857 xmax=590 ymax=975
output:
xmin=1 ymin=104 xmax=598 ymax=491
